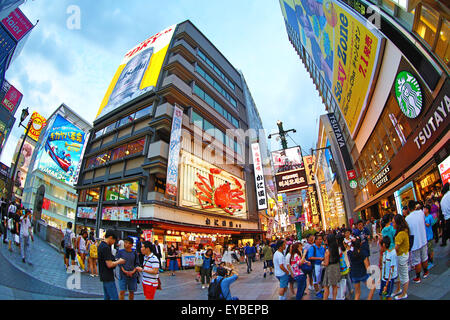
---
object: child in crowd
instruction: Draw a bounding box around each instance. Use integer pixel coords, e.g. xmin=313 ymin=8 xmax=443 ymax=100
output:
xmin=380 ymin=236 xmax=398 ymax=300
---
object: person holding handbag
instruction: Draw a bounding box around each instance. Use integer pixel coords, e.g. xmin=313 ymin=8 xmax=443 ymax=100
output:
xmin=194 ymin=244 xmax=205 ymax=282
xmin=289 ymin=242 xmax=309 ymax=300
xmin=200 ymin=249 xmax=215 ymax=289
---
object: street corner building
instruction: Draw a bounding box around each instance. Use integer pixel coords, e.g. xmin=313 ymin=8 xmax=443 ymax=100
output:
xmin=75 ymin=20 xmax=272 ymax=259
xmin=279 ymin=0 xmax=449 ymax=225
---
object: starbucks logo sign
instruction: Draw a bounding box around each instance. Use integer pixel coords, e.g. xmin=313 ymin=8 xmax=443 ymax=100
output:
xmin=395 ymin=71 xmax=423 ymax=119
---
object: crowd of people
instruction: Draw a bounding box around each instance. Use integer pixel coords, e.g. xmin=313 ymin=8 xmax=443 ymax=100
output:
xmin=0 ymin=198 xmax=34 ymax=266
xmin=268 ymin=182 xmax=449 ymax=300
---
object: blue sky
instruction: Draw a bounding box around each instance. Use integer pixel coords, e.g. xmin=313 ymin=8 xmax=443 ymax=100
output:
xmin=1 ymin=0 xmax=326 ymax=165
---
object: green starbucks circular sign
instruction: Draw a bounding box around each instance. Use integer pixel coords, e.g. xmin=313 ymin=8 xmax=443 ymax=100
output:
xmin=349 ymin=180 xmax=357 ymax=189
xmin=395 ymin=71 xmax=423 ymax=119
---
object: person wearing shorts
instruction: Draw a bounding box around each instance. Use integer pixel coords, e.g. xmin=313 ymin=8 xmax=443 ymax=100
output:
xmin=306 ymin=235 xmax=325 ymax=296
xmin=393 ymin=214 xmax=410 ymax=300
xmin=273 ymin=239 xmax=290 ymax=300
xmin=137 ymin=241 xmax=160 ymax=300
xmin=379 ymin=236 xmax=398 ymax=300
xmin=116 ymin=237 xmax=139 ymax=300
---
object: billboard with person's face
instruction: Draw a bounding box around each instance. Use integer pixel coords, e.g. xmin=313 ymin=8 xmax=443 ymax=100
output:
xmin=96 ymin=25 xmax=176 ymax=120
xmin=280 ymin=0 xmax=383 ymax=135
xmin=33 ymin=114 xmax=86 ymax=186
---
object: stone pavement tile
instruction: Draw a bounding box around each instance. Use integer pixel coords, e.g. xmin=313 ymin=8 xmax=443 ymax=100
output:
xmin=407 ymin=282 xmax=447 ymax=300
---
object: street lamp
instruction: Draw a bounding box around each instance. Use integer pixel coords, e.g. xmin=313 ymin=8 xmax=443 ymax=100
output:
xmin=7 ymin=107 xmax=31 ymax=202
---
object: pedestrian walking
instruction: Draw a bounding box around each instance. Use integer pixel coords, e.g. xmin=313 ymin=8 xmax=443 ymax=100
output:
xmin=167 ymin=245 xmax=179 ymax=276
xmin=97 ymin=229 xmax=126 ymax=300
xmin=405 ymin=200 xmax=429 ymax=283
xmin=136 ymin=241 xmax=160 ymax=300
xmin=87 ymin=234 xmax=98 ymax=277
xmin=347 ymin=237 xmax=375 ymax=300
xmin=289 ymin=242 xmax=309 ymax=300
xmin=77 ymin=230 xmax=88 ymax=271
xmin=62 ymin=222 xmax=76 ymax=269
xmin=303 ymin=234 xmax=315 ymax=291
xmin=244 ymin=242 xmax=256 ymax=273
xmin=262 ymin=239 xmax=274 ymax=278
xmin=19 ymin=209 xmax=33 ymax=265
xmin=153 ymin=240 xmax=163 ymax=271
xmin=380 ymin=236 xmax=398 ymax=300
xmin=116 ymin=237 xmax=140 ymax=300
xmin=306 ymin=234 xmax=325 ymax=298
xmin=440 ymin=183 xmax=450 ymax=246
xmin=221 ymin=245 xmax=234 ymax=269
xmin=322 ymin=234 xmax=341 ymax=300
xmin=354 ymin=220 xmax=371 ymax=257
xmin=336 ymin=234 xmax=352 ymax=300
xmin=380 ymin=214 xmax=396 ymax=267
xmin=194 ymin=244 xmax=205 ymax=282
xmin=285 ymin=243 xmax=296 ymax=296
xmin=392 ymin=214 xmax=410 ymax=300
xmin=424 ymin=205 xmax=435 ymax=267
xmin=273 ymin=239 xmax=290 ymax=300
xmin=200 ymin=248 xmax=215 ymax=289
xmin=7 ymin=202 xmax=19 ymax=252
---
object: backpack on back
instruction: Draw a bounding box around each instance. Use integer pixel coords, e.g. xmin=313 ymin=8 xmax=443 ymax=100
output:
xmin=64 ymin=230 xmax=73 ymax=249
xmin=208 ymin=278 xmax=226 ymax=300
xmin=89 ymin=242 xmax=98 ymax=258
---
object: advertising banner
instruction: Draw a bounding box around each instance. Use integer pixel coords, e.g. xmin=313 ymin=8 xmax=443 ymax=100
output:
xmin=77 ymin=206 xmax=97 ymax=219
xmin=179 ymin=150 xmax=247 ymax=218
xmin=271 ymin=147 xmax=304 ymax=175
xmin=438 ymin=155 xmax=450 ymax=186
xmin=0 ymin=80 xmax=22 ymax=114
xmin=0 ymin=25 xmax=15 ymax=63
xmin=280 ymin=0 xmax=383 ymax=135
xmin=0 ymin=1 xmax=24 ymax=20
xmin=165 ymin=105 xmax=183 ymax=197
xmin=102 ymin=206 xmax=137 ymax=222
xmin=1 ymin=7 xmax=32 ymax=41
xmin=275 ymin=170 xmax=308 ymax=193
xmin=12 ymin=136 xmax=34 ymax=188
xmin=26 ymin=112 xmax=46 ymax=141
xmin=251 ymin=142 xmax=268 ymax=210
xmin=303 ymin=155 xmax=315 ymax=185
xmin=96 ymin=25 xmax=176 ymax=119
xmin=34 ymin=114 xmax=86 ymax=186
xmin=0 ymin=161 xmax=9 ymax=178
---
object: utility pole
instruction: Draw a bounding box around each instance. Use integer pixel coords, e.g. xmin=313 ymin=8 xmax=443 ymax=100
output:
xmin=268 ymin=120 xmax=296 ymax=150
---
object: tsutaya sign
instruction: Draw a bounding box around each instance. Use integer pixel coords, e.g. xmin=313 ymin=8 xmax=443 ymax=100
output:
xmin=327 ymin=113 xmax=354 ymax=176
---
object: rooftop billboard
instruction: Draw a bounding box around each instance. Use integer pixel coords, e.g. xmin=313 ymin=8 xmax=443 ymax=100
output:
xmin=96 ymin=25 xmax=176 ymax=120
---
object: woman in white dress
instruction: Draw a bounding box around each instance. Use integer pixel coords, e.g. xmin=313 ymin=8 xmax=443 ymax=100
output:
xmin=221 ymin=245 xmax=234 ymax=268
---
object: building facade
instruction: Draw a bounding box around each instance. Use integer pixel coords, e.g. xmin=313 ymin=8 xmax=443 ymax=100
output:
xmin=279 ymin=0 xmax=449 ymax=224
xmin=75 ymin=21 xmax=265 ymax=251
xmin=23 ymin=104 xmax=91 ymax=230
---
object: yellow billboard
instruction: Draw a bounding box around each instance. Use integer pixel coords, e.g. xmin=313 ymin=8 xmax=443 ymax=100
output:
xmin=280 ymin=0 xmax=383 ymax=135
xmin=26 ymin=112 xmax=47 ymax=141
xmin=96 ymin=25 xmax=177 ymax=119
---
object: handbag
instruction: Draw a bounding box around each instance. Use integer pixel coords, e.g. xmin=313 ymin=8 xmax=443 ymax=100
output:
xmin=195 ymin=256 xmax=204 ymax=267
xmin=157 ymin=278 xmax=162 ymax=290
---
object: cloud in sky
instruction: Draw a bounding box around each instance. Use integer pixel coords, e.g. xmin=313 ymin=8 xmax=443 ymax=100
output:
xmin=1 ymin=0 xmax=326 ymax=165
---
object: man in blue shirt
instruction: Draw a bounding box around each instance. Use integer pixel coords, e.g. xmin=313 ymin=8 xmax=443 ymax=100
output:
xmin=306 ymin=234 xmax=325 ymax=296
xmin=354 ymin=220 xmax=371 ymax=257
xmin=215 ymin=266 xmax=239 ymax=300
xmin=244 ymin=242 xmax=256 ymax=274
xmin=424 ymin=205 xmax=435 ymax=266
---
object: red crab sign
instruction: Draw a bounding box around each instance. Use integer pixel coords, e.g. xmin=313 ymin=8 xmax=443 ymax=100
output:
xmin=194 ymin=168 xmax=245 ymax=215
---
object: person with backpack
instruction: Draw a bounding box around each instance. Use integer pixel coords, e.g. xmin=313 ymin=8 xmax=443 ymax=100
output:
xmin=7 ymin=203 xmax=20 ymax=252
xmin=63 ymin=222 xmax=76 ymax=270
xmin=322 ymin=234 xmax=341 ymax=300
xmin=116 ymin=237 xmax=140 ymax=300
xmin=208 ymin=266 xmax=239 ymax=300
xmin=336 ymin=234 xmax=352 ymax=300
xmin=87 ymin=234 xmax=98 ymax=277
xmin=262 ymin=239 xmax=274 ymax=278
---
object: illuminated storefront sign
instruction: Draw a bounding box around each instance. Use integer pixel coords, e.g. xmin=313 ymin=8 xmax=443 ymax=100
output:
xmin=274 ymin=170 xmax=308 ymax=193
xmin=251 ymin=142 xmax=267 ymax=210
xmin=272 ymin=147 xmax=308 ymax=193
xmin=303 ymin=155 xmax=315 ymax=185
xmin=102 ymin=206 xmax=137 ymax=222
xmin=77 ymin=206 xmax=97 ymax=219
xmin=439 ymin=155 xmax=450 ymax=186
xmin=179 ymin=151 xmax=247 ymax=218
xmin=395 ymin=71 xmax=423 ymax=119
xmin=371 ymin=165 xmax=391 ymax=189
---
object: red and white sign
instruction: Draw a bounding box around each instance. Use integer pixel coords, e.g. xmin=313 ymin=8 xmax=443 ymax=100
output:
xmin=1 ymin=81 xmax=22 ymax=113
xmin=1 ymin=8 xmax=32 ymax=41
xmin=347 ymin=169 xmax=357 ymax=181
xmin=438 ymin=155 xmax=450 ymax=186
xmin=143 ymin=230 xmax=153 ymax=242
xmin=251 ymin=142 xmax=267 ymax=210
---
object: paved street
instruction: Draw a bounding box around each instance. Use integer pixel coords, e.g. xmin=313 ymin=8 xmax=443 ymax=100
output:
xmin=0 ymin=236 xmax=448 ymax=300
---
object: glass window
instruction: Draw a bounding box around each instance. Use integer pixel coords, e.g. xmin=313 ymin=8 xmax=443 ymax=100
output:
xmin=203 ymin=119 xmax=214 ymax=134
xmin=192 ymin=110 xmax=203 ymax=128
xmin=95 ymin=151 xmax=111 ymax=167
xmin=435 ymin=19 xmax=449 ymax=67
xmin=155 ymin=177 xmax=166 ymax=193
xmin=86 ymin=188 xmax=100 ymax=202
xmin=94 ymin=128 xmax=105 ymax=139
xmin=135 ymin=105 xmax=152 ymax=119
xmin=104 ymin=121 xmax=117 ymax=135
xmin=194 ymin=85 xmax=205 ymax=99
xmin=104 ymin=185 xmax=120 ymax=201
xmin=234 ymin=140 xmax=242 ymax=155
xmin=120 ymin=182 xmax=139 ymax=200
xmin=119 ymin=113 xmax=136 ymax=127
xmin=205 ymin=93 xmax=215 ymax=107
xmin=414 ymin=5 xmax=439 ymax=48
xmin=226 ymin=135 xmax=234 ymax=149
xmin=86 ymin=157 xmax=96 ymax=169
xmin=78 ymin=189 xmax=87 ymax=202
xmin=232 ymin=117 xmax=239 ymax=128
xmin=215 ymin=128 xmax=225 ymax=144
